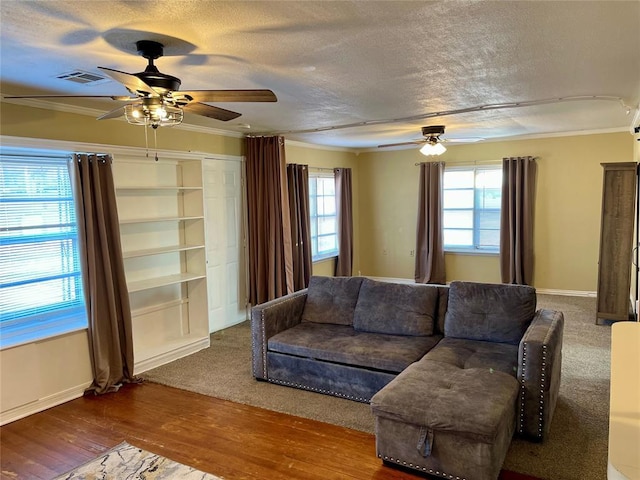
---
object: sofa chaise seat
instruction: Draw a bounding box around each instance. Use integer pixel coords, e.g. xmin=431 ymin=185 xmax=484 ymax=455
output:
xmin=371 ymin=339 xmax=521 ymax=480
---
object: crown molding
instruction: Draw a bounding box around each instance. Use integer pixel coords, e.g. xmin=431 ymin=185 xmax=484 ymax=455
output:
xmin=0 ymin=96 xmax=243 ymax=139
xmin=0 ymin=134 xmax=216 ymax=161
xmin=284 ymin=138 xmax=354 ymax=153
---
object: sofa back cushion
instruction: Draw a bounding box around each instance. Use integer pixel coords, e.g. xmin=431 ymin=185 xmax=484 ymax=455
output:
xmin=444 ymin=281 xmax=536 ymax=345
xmin=301 ymin=276 xmax=364 ymax=325
xmin=353 ymin=279 xmax=438 ymax=336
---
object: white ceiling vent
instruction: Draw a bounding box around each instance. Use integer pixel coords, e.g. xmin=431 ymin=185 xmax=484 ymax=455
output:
xmin=56 ymin=70 xmax=109 ymax=85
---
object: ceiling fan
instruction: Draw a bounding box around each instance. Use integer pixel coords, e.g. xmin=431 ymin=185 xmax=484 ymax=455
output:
xmin=4 ymin=40 xmax=277 ymax=128
xmin=378 ymin=125 xmax=483 ymax=155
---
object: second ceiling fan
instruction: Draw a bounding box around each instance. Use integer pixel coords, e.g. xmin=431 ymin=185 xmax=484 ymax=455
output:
xmin=378 ymin=125 xmax=483 ymax=155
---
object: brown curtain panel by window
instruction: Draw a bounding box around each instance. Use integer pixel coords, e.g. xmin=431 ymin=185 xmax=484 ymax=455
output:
xmin=415 ymin=162 xmax=446 ymax=284
xmin=334 ymin=168 xmax=353 ymax=277
xmin=70 ymin=154 xmax=135 ymax=395
xmin=286 ymin=164 xmax=312 ymax=290
xmin=500 ymin=156 xmax=536 ymax=285
xmin=245 ymin=136 xmax=294 ymax=305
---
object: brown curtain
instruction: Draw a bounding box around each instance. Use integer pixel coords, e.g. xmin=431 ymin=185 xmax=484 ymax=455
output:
xmin=286 ymin=164 xmax=312 ymax=290
xmin=334 ymin=168 xmax=353 ymax=277
xmin=415 ymin=162 xmax=446 ymax=284
xmin=500 ymin=156 xmax=536 ymax=285
xmin=245 ymin=136 xmax=294 ymax=305
xmin=70 ymin=154 xmax=135 ymax=395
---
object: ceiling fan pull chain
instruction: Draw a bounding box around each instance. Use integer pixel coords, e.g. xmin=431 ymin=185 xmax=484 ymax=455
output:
xmin=154 ymin=127 xmax=159 ymax=162
xmin=144 ymin=123 xmax=149 ymax=158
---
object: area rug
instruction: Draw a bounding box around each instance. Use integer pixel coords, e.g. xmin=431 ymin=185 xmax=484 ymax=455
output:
xmin=142 ymin=294 xmax=610 ymax=480
xmin=54 ymin=441 xmax=223 ymax=480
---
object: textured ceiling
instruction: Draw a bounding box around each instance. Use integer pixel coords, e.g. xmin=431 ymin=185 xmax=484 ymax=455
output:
xmin=1 ymin=0 xmax=639 ymax=149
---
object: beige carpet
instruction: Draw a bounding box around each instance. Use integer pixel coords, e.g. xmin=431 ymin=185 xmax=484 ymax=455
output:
xmin=142 ymin=294 xmax=611 ymax=480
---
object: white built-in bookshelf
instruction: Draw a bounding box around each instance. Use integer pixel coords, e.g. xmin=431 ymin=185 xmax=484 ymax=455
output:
xmin=112 ymin=156 xmax=210 ymax=373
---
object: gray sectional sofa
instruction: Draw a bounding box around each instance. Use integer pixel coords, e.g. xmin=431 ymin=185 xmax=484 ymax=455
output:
xmin=251 ymin=276 xmax=564 ymax=480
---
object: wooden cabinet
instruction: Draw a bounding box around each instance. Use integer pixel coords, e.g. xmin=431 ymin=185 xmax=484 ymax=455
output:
xmin=596 ymin=162 xmax=638 ymax=324
xmin=113 ymin=156 xmax=210 ymax=372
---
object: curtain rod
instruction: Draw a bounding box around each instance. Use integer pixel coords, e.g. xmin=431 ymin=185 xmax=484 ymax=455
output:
xmin=414 ymin=159 xmax=502 ymax=166
xmin=309 ymin=167 xmax=335 ymax=172
xmin=0 ymin=153 xmax=71 ymax=160
xmin=414 ymin=161 xmax=446 ymax=166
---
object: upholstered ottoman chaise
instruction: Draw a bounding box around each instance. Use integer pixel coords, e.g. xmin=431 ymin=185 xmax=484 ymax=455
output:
xmin=370 ymin=281 xmax=564 ymax=480
xmin=371 ymin=358 xmax=519 ymax=480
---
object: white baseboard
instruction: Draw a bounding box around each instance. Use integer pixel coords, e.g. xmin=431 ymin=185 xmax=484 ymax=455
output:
xmin=536 ymin=288 xmax=597 ymax=297
xmin=1 ymin=338 xmax=211 ymax=426
xmin=211 ymin=316 xmax=247 ymax=334
xmin=367 ymin=276 xmax=415 ymax=285
xmin=133 ymin=337 xmax=210 ymax=375
xmin=368 ymin=276 xmax=597 ymax=297
xmin=0 ymin=382 xmax=91 ymax=426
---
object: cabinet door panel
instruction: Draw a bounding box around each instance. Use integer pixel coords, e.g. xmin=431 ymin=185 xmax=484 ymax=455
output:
xmin=204 ymin=159 xmax=247 ymax=333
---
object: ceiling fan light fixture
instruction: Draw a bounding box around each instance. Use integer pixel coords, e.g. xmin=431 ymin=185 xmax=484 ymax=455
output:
xmin=419 ymin=140 xmax=446 ymax=156
xmin=124 ymin=101 xmax=183 ymax=128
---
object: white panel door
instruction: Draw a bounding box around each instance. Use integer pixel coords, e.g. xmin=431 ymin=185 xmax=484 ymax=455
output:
xmin=203 ymin=159 xmax=247 ymax=333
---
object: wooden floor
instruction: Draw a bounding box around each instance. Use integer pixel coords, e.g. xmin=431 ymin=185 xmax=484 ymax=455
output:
xmin=0 ymin=382 xmax=538 ymax=480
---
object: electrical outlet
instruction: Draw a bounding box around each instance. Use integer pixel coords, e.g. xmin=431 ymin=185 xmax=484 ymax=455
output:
xmin=383 ymin=249 xmax=388 ymax=255
xmin=410 ymin=250 xmax=415 ymax=257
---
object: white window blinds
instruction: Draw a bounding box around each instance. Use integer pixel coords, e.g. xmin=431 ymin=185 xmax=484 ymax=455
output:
xmin=0 ymin=154 xmax=87 ymax=348
xmin=309 ymin=173 xmax=339 ymax=261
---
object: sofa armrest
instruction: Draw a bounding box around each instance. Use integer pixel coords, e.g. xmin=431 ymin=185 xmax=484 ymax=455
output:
xmin=251 ymin=289 xmax=308 ymax=380
xmin=517 ymin=308 xmax=564 ymax=441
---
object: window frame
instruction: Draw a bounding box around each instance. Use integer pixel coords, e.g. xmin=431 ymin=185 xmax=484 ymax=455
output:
xmin=0 ymin=150 xmax=88 ymax=349
xmin=442 ymin=164 xmax=502 ymax=255
xmin=308 ymin=171 xmax=339 ymax=262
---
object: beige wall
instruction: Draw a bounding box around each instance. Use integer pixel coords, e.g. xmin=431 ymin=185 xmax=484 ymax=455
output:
xmin=284 ymin=143 xmax=360 ymax=277
xmin=0 ymin=102 xmax=243 ymax=155
xmin=357 ymin=132 xmax=635 ymax=292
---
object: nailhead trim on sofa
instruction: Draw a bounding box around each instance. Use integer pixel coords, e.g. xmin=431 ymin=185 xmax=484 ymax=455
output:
xmin=518 ymin=341 xmax=545 ymax=439
xmin=518 ymin=342 xmax=527 ymax=435
xmin=268 ymin=378 xmax=370 ymax=403
xmin=518 ymin=325 xmax=554 ymax=440
xmin=380 ymin=455 xmax=467 ymax=480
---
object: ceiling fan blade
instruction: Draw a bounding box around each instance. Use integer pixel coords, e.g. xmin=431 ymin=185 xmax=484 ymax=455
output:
xmin=96 ymin=105 xmax=128 ymax=120
xmin=442 ymin=137 xmax=485 ymax=143
xmin=183 ymin=102 xmax=242 ymax=121
xmin=97 ymin=66 xmax=161 ymax=97
xmin=3 ymin=94 xmax=132 ymax=101
xmin=175 ymin=89 xmax=277 ymax=103
xmin=378 ymin=140 xmax=427 ymax=148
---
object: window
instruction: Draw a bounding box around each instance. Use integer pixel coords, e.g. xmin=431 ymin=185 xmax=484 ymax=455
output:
xmin=308 ymin=173 xmax=339 ymax=261
xmin=0 ymin=153 xmax=87 ymax=348
xmin=442 ymin=166 xmax=502 ymax=253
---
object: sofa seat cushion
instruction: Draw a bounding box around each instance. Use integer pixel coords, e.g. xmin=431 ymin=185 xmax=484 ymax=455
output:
xmin=301 ymin=276 xmax=364 ymax=325
xmin=445 ymin=281 xmax=536 ymax=345
xmin=268 ymin=322 xmax=441 ymax=373
xmin=426 ymin=337 xmax=519 ymax=378
xmin=353 ymin=278 xmax=438 ymax=336
xmin=371 ymin=358 xmax=519 ymax=443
